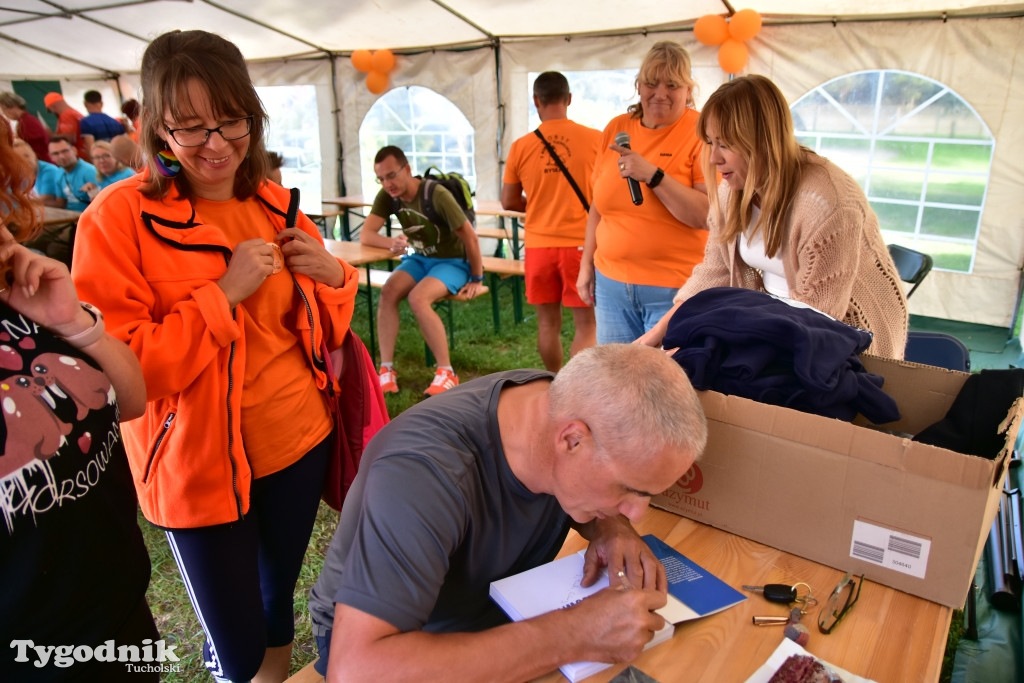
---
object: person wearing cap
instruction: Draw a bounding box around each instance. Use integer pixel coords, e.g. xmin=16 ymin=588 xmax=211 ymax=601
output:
xmin=44 ymin=92 xmax=86 ymax=158
xmin=0 ymin=91 xmax=51 ymax=162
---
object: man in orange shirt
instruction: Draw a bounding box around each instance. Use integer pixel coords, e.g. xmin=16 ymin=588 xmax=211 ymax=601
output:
xmin=43 ymin=92 xmax=86 ymax=158
xmin=502 ymin=72 xmax=600 ymax=371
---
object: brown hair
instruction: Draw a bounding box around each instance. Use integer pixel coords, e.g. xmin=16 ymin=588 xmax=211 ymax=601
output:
xmin=0 ymin=125 xmax=41 ymax=243
xmin=138 ymin=30 xmax=268 ymax=201
xmin=628 ymin=41 xmax=697 ymax=119
xmin=533 ymin=71 xmax=570 ymax=106
xmin=697 ymin=75 xmax=807 ymax=258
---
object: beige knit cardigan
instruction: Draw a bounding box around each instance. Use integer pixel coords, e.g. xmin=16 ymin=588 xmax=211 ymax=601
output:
xmin=677 ymin=153 xmax=908 ymax=359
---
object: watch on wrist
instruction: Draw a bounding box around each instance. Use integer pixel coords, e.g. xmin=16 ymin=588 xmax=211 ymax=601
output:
xmin=60 ymin=302 xmax=106 ymax=349
xmin=468 ymin=275 xmax=484 ymax=283
xmin=647 ymin=168 xmax=665 ymax=189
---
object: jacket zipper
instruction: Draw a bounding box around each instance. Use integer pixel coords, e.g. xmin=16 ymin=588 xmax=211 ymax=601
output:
xmin=227 ymin=318 xmax=244 ymax=520
xmin=142 ymin=412 xmax=176 ymax=483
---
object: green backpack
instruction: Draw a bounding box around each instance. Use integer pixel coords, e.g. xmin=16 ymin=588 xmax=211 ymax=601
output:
xmin=392 ymin=166 xmax=476 ymax=228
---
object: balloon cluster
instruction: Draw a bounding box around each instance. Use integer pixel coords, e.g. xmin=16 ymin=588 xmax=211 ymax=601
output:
xmin=351 ymin=49 xmax=397 ymax=95
xmin=694 ymin=9 xmax=762 ymax=74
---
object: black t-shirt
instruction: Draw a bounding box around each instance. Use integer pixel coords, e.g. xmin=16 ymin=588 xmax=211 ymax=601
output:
xmin=0 ymin=303 xmax=151 ymax=681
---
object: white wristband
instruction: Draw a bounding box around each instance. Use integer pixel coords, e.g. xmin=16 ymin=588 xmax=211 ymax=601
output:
xmin=60 ymin=302 xmax=105 ymax=349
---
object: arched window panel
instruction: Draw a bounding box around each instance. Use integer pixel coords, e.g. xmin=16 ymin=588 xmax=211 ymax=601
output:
xmin=359 ymin=86 xmax=475 ymax=199
xmin=792 ymin=70 xmax=994 ymax=274
xmin=257 ymin=84 xmax=321 ymax=213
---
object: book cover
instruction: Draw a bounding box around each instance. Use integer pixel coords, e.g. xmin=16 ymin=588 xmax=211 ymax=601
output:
xmin=489 ymin=539 xmax=746 ymax=681
xmin=640 ymin=534 xmax=747 ymax=622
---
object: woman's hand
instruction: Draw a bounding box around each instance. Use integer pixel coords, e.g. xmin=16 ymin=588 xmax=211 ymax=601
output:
xmin=218 ymin=237 xmax=277 ymax=307
xmin=277 ymin=228 xmax=346 ymax=287
xmin=609 ymin=143 xmax=658 ymax=184
xmin=0 ymin=226 xmax=81 ymax=333
xmin=576 ymin=258 xmax=595 ymax=307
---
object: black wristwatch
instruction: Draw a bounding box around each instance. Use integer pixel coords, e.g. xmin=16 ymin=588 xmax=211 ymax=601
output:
xmin=647 ymin=168 xmax=665 ymax=188
xmin=469 ymin=275 xmax=484 ymax=283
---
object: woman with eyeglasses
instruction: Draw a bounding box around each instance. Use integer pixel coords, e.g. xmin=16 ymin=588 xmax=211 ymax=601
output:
xmin=71 ymin=30 xmax=360 ymax=683
xmin=82 ymin=140 xmax=136 ymax=200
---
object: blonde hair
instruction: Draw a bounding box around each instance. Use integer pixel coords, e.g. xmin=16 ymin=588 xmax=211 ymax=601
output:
xmin=628 ymin=41 xmax=697 ymax=119
xmin=138 ymin=30 xmax=268 ymax=201
xmin=90 ymin=140 xmax=127 ymax=181
xmin=697 ymin=75 xmax=808 ymax=257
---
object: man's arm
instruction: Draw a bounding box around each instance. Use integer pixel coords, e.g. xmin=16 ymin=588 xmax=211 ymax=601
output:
xmin=359 ymin=213 xmax=408 ymax=254
xmin=454 ymin=220 xmax=484 ymax=299
xmin=328 ymin=587 xmax=667 ymax=683
xmin=501 ymin=182 xmax=527 ymax=212
xmin=41 ymin=194 xmax=65 ymax=208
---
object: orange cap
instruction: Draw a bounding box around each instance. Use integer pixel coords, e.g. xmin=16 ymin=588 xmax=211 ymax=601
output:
xmin=43 ymin=92 xmax=64 ymax=107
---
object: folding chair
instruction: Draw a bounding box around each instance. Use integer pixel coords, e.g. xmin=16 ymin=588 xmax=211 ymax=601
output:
xmin=888 ymin=244 xmax=933 ymax=299
xmin=904 ymin=330 xmax=971 ymax=371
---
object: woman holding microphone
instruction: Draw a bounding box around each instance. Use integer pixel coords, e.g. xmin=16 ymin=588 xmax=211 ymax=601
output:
xmin=577 ymin=41 xmax=710 ymax=344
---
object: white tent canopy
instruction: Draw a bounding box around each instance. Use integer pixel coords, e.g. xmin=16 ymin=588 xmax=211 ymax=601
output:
xmin=3 ymin=1 xmax=1023 ymax=327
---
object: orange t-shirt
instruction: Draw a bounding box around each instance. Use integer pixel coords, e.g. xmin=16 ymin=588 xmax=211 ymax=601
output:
xmin=591 ymin=110 xmax=708 ymax=288
xmin=196 ymin=197 xmax=331 ymax=478
xmin=503 ymin=118 xmax=601 ymax=248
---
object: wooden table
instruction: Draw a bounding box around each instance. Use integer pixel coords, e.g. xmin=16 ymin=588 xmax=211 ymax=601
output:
xmin=320 ymin=195 xmax=373 ymax=240
xmin=325 ymin=239 xmax=397 ymax=362
xmin=41 ymin=206 xmax=83 ymax=226
xmin=476 ymin=199 xmax=526 ymax=259
xmin=532 ymin=508 xmax=950 ymax=683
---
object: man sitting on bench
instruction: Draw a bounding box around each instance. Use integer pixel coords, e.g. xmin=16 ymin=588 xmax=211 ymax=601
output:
xmin=360 ymin=145 xmax=484 ymax=397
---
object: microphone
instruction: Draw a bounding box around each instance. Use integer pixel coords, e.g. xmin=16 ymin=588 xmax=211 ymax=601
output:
xmin=615 ymin=132 xmax=644 ymax=206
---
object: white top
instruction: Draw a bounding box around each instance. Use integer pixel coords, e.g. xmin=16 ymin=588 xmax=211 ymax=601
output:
xmin=738 ymin=206 xmax=789 ymax=298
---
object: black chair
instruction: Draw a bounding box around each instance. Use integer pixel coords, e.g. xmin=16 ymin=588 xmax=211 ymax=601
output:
xmin=904 ymin=331 xmax=971 ymax=371
xmin=888 ymin=244 xmax=933 ymax=299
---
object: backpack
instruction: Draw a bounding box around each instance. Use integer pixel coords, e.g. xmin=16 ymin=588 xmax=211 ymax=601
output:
xmin=392 ymin=166 xmax=476 ymax=228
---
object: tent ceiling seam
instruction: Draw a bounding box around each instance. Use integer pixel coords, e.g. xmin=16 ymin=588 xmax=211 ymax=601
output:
xmin=199 ymin=0 xmax=334 ymax=57
xmin=0 ymin=30 xmax=118 ymax=78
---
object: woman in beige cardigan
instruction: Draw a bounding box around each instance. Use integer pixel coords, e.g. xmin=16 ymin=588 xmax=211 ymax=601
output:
xmin=638 ymin=75 xmax=908 ymax=359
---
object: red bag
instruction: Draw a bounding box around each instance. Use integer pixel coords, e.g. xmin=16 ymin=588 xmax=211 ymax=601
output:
xmin=321 ymin=331 xmax=389 ymax=511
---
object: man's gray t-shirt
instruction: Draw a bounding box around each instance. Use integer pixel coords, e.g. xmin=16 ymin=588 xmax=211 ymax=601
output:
xmin=309 ymin=370 xmax=571 ymax=635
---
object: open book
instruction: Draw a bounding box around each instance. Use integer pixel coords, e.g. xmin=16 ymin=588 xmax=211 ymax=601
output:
xmin=489 ymin=534 xmax=746 ymax=682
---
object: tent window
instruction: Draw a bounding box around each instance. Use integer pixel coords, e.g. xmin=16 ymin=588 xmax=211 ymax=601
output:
xmin=791 ymin=70 xmax=993 ymax=274
xmin=258 ymin=85 xmax=321 ymax=211
xmin=359 ymin=86 xmax=475 ymax=198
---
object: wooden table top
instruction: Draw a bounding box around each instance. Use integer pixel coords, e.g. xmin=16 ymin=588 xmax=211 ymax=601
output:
xmin=322 ymin=195 xmax=372 ymax=209
xmin=323 ymin=239 xmax=396 ymax=267
xmin=532 ymin=508 xmax=950 ymax=683
xmin=41 ymin=206 xmax=83 ymax=226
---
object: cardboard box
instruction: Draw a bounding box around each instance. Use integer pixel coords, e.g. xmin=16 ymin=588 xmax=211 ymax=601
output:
xmin=652 ymin=355 xmax=1023 ymax=608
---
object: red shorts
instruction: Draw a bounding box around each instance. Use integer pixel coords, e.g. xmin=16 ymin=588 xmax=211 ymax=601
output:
xmin=524 ymin=246 xmax=587 ymax=307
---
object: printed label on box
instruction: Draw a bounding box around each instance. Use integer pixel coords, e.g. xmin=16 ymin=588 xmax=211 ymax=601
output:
xmin=849 ymin=520 xmax=931 ymax=579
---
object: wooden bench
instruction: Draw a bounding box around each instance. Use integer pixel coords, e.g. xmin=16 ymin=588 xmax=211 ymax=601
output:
xmin=365 ymin=268 xmax=491 ymax=365
xmin=480 ymin=256 xmax=525 ymax=329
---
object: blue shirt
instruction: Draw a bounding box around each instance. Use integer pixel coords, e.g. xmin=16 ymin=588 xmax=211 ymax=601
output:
xmin=98 ymin=166 xmax=135 ymax=188
xmin=79 ymin=113 xmax=125 ymax=142
xmin=33 ymin=160 xmax=63 ymax=200
xmin=58 ymin=160 xmax=98 ymax=211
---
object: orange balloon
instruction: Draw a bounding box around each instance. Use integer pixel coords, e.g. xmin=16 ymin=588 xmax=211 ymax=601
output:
xmin=694 ymin=15 xmax=729 ymax=46
xmin=371 ymin=49 xmax=396 ymax=74
xmin=728 ymin=9 xmax=762 ymax=42
xmin=366 ymin=70 xmax=390 ymax=95
xmin=717 ymin=39 xmax=749 ymax=74
xmin=351 ymin=49 xmax=373 ymax=73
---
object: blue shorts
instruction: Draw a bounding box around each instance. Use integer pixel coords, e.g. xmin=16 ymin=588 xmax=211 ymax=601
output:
xmin=396 ymin=253 xmax=470 ymax=295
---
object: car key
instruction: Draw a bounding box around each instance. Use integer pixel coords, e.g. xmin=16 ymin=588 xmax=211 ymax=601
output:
xmin=742 ymin=583 xmax=798 ymax=603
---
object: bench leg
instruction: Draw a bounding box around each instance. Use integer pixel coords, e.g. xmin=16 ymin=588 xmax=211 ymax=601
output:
xmin=489 ymin=273 xmax=502 ymax=334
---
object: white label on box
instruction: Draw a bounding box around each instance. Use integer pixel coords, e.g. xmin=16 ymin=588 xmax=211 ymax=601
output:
xmin=849 ymin=520 xmax=930 ymax=579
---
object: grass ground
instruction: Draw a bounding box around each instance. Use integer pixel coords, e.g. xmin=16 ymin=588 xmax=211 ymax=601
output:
xmin=142 ymin=281 xmax=554 ymax=680
xmin=140 ymin=280 xmax=971 ymax=681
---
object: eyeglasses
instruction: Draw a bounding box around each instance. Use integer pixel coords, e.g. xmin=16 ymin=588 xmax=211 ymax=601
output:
xmin=817 ymin=573 xmax=862 ymax=634
xmin=165 ymin=115 xmax=253 ymax=147
xmin=375 ymin=163 xmax=407 ymax=184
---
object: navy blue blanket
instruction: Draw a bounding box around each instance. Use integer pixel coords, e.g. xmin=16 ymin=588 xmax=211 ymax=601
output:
xmin=663 ymin=288 xmax=900 ymax=423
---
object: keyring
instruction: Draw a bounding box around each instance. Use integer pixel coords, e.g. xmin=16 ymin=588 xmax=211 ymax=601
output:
xmin=270 ymin=240 xmax=282 ymax=272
